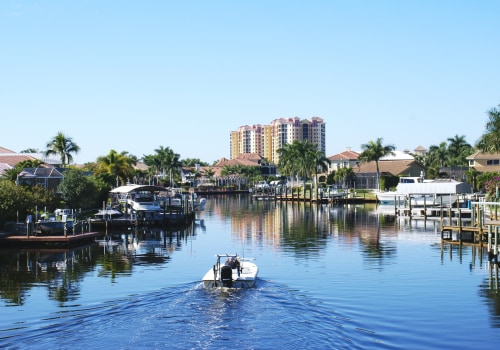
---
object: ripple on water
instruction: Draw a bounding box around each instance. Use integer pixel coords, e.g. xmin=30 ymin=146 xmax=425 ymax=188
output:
xmin=0 ymin=280 xmax=394 ymax=350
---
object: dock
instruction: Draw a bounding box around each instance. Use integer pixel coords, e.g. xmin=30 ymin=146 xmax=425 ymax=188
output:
xmin=0 ymin=231 xmax=104 ymax=248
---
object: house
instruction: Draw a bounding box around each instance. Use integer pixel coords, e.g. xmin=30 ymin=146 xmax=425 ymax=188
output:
xmin=466 ymin=151 xmax=500 ymax=173
xmin=327 ymin=147 xmax=360 ymax=173
xmin=17 ymin=167 xmax=66 ymax=191
xmin=413 ymin=145 xmax=427 ymax=157
xmin=354 ymin=151 xmax=426 ymax=190
xmin=0 ymin=147 xmax=39 ymax=176
xmin=182 ymin=153 xmax=277 ymax=188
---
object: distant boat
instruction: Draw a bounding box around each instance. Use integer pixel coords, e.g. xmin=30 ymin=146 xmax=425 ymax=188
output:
xmin=90 ymin=207 xmax=132 ymax=228
xmin=323 ymin=185 xmax=347 ymax=199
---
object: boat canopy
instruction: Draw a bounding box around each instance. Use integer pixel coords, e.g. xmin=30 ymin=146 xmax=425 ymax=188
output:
xmin=110 ymin=184 xmax=167 ymax=194
xmin=396 ymin=180 xmax=472 ymax=195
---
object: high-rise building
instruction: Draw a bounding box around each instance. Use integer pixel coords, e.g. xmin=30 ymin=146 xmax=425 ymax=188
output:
xmin=230 ymin=116 xmax=325 ymax=164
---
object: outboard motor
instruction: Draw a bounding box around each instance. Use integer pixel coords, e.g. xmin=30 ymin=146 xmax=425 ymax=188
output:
xmin=220 ymin=265 xmax=233 ymax=287
xmin=198 ymin=198 xmax=207 ymax=211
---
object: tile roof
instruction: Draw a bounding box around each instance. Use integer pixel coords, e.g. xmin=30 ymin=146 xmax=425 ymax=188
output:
xmin=0 ymin=147 xmax=16 ymax=153
xmin=355 ymin=159 xmax=422 ymax=176
xmin=0 ymin=154 xmax=38 ymax=166
xmin=328 ymin=150 xmax=360 ymax=161
xmin=214 ymin=153 xmax=263 ymax=167
xmin=466 ymin=151 xmax=500 ymax=160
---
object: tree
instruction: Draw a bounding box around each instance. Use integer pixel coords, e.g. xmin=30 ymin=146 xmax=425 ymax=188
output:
xmin=277 ymin=142 xmax=300 ymax=187
xmin=277 ymin=140 xmax=328 ymax=198
xmin=465 ymin=167 xmax=480 ymax=192
xmin=95 ymin=150 xmax=137 ymax=187
xmin=0 ymin=181 xmax=32 ymax=224
xmin=446 ymin=135 xmax=472 ymax=167
xmin=57 ymin=169 xmax=105 ymax=210
xmin=182 ymin=158 xmax=209 ymax=167
xmin=143 ymin=146 xmax=182 ymax=187
xmin=334 ymin=167 xmax=355 ymax=188
xmin=305 ymin=147 xmax=330 ymax=197
xmin=358 ymin=138 xmax=395 ymax=191
xmin=18 ymin=158 xmax=44 ymax=168
xmin=1 ymin=167 xmax=22 ymax=182
xmin=477 ymin=104 xmax=500 ymax=153
xmin=20 ymin=148 xmax=39 ymax=153
xmin=45 ymin=132 xmax=80 ymax=167
xmin=425 ymin=142 xmax=457 ymax=178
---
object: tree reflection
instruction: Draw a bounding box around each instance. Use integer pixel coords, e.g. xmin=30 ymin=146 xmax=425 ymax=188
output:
xmin=0 ymin=225 xmax=197 ymax=305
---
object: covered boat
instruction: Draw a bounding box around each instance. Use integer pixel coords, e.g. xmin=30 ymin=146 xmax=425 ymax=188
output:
xmin=202 ymin=254 xmax=258 ymax=289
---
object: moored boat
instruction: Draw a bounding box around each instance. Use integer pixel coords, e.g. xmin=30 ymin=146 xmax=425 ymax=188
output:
xmin=202 ymin=253 xmax=258 ymax=289
xmin=376 ymin=177 xmax=471 ymax=206
xmin=35 ymin=208 xmax=75 ymax=235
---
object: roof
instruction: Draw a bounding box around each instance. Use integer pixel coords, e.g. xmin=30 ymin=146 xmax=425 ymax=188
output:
xmin=110 ymin=184 xmax=167 ymax=193
xmin=0 ymin=147 xmax=16 ymax=153
xmin=214 ymin=153 xmax=263 ymax=167
xmin=22 ymin=167 xmax=66 ymax=178
xmin=355 ymin=159 xmax=423 ymax=176
xmin=466 ymin=151 xmax=500 ymax=160
xmin=0 ymin=154 xmax=38 ymax=166
xmin=328 ymin=150 xmax=360 ymax=161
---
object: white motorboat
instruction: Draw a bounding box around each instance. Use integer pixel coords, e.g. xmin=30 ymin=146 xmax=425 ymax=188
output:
xmin=376 ymin=191 xmax=406 ymax=204
xmin=202 ymin=254 xmax=258 ymax=289
xmin=94 ymin=207 xmax=124 ymax=220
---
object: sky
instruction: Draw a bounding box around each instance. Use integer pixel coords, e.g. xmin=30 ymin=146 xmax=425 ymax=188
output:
xmin=1 ymin=0 xmax=499 ymax=165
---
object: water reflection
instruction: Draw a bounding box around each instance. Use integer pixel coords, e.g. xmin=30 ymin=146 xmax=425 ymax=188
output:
xmin=3 ymin=196 xmax=500 ymax=334
xmin=0 ymin=224 xmax=202 ymax=306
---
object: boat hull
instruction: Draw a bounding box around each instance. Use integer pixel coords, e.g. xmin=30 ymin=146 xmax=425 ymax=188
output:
xmin=202 ymin=260 xmax=258 ymax=289
xmin=36 ymin=221 xmax=74 ymax=234
xmin=376 ymin=192 xmax=406 ymax=204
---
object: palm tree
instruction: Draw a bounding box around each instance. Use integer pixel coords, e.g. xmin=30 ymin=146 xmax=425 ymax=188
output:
xmin=277 ymin=142 xmax=299 ymax=187
xmin=334 ymin=167 xmax=355 ymax=188
xmin=427 ymin=142 xmax=448 ymax=177
xmin=95 ymin=150 xmax=137 ymax=186
xmin=17 ymin=159 xmax=44 ymax=168
xmin=305 ymin=147 xmax=330 ymax=197
xmin=163 ymin=148 xmax=182 ymax=187
xmin=1 ymin=167 xmax=22 ymax=182
xmin=477 ymin=104 xmax=500 ymax=153
xmin=45 ymin=132 xmax=80 ymax=167
xmin=465 ymin=167 xmax=480 ymax=192
xmin=447 ymin=134 xmax=472 ymax=167
xmin=277 ymin=140 xmax=327 ymax=198
xmin=358 ymin=138 xmax=395 ymax=191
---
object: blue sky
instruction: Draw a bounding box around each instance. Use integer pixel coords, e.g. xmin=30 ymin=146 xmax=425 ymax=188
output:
xmin=1 ymin=1 xmax=499 ymax=164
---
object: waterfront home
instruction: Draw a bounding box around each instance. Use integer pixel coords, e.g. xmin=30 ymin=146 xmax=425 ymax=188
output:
xmin=466 ymin=151 xmax=500 ymax=173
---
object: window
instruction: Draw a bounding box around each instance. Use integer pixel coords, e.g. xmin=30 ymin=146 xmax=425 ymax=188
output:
xmin=486 ymin=160 xmax=500 ymax=165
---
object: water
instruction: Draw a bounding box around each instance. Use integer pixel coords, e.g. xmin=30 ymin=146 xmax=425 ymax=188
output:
xmin=1 ymin=195 xmax=500 ymax=349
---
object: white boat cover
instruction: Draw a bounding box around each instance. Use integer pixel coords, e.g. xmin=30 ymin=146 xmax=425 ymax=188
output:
xmin=396 ymin=180 xmax=471 ymax=195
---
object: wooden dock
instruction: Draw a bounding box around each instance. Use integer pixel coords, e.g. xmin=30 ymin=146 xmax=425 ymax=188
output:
xmin=441 ymin=225 xmax=486 ymax=244
xmin=0 ymin=231 xmax=104 ymax=248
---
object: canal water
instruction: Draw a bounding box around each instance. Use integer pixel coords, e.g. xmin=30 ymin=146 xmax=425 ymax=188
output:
xmin=1 ymin=195 xmax=500 ymax=349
